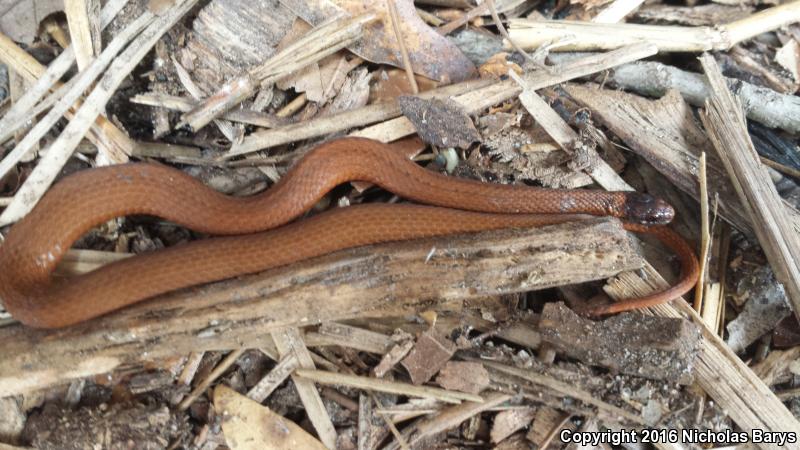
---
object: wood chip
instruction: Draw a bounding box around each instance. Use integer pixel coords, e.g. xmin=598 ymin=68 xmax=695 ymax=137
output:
xmin=435 ymin=361 xmax=490 ymax=395
xmin=401 ymin=329 xmax=456 ymax=385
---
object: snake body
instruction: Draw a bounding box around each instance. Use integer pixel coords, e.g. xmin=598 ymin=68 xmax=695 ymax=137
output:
xmin=0 ymin=137 xmax=698 ymax=328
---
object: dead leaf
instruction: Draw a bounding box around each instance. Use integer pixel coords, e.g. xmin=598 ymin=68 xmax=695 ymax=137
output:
xmin=214 ymin=385 xmax=327 ymax=450
xmin=369 ymin=68 xmax=438 ymax=103
xmin=0 ymin=0 xmax=63 ymax=44
xmin=399 ymin=96 xmax=481 ymax=149
xmin=281 ymin=0 xmax=476 ymax=83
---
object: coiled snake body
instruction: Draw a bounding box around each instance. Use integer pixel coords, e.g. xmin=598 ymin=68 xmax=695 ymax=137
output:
xmin=0 ymin=137 xmax=698 ymax=328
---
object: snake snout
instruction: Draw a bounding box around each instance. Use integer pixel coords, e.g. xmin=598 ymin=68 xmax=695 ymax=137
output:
xmin=622 ymin=193 xmax=674 ymax=225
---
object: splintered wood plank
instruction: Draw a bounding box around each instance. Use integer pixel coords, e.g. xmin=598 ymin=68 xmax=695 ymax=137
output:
xmin=563 ymin=83 xmax=799 ymax=236
xmin=0 ymin=218 xmax=641 ymax=397
xmin=699 ymin=54 xmax=800 ymax=320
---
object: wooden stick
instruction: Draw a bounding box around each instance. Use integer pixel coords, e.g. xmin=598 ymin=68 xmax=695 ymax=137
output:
xmin=0 ymin=0 xmax=199 ymax=227
xmin=507 ymin=1 xmax=800 ymax=52
xmin=383 ymin=393 xmax=509 ymax=450
xmin=569 ymin=58 xmax=800 ymax=134
xmin=273 ymin=329 xmax=337 ymax=449
xmin=64 ymin=0 xmax=101 ymax=70
xmin=0 ymin=0 xmax=130 ymax=145
xmin=0 ymin=219 xmax=641 ymax=397
xmin=130 ymin=93 xmax=291 ymax=128
xmin=177 ymin=348 xmax=245 ymax=410
xmin=698 ymin=54 xmax=800 ymax=321
xmin=246 ymin=353 xmax=298 ymax=402
xmin=694 ymin=152 xmax=710 ymax=311
xmin=295 ymin=369 xmax=484 ymax=404
xmin=0 ymin=12 xmax=156 ymax=184
xmin=592 ymin=0 xmax=643 ymax=23
xmin=483 ymin=361 xmax=644 ymax=424
xmin=0 ymin=33 xmax=134 ymax=162
xmin=387 ymin=0 xmax=418 ymax=94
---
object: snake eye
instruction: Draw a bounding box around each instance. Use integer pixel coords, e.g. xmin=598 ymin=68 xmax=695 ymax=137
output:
xmin=623 ymin=193 xmax=674 ymax=225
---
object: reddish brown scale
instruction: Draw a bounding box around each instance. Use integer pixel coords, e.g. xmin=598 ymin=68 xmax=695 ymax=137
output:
xmin=0 ymin=137 xmax=697 ymax=328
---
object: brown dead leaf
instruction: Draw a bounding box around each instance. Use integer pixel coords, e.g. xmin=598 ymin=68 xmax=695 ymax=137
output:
xmin=214 ymin=385 xmax=327 ymax=450
xmin=0 ymin=0 xmax=63 ymax=43
xmin=399 ymin=96 xmax=481 ymax=149
xmin=281 ymin=0 xmax=476 ymax=83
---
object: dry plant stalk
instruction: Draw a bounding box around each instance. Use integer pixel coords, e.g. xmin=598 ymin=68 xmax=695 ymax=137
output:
xmin=180 ymin=13 xmax=376 ymax=131
xmin=508 ymin=0 xmax=800 ymax=52
xmin=272 ymin=328 xmax=337 ymax=449
xmin=0 ymin=0 xmax=130 ymax=145
xmin=0 ymin=12 xmax=155 ymax=185
xmin=64 ymin=0 xmax=101 ymax=70
xmin=229 ymin=42 xmax=657 ymax=156
xmin=0 ymin=31 xmax=134 ymax=164
xmin=294 ymin=369 xmax=484 ymax=404
xmin=0 ymin=0 xmax=200 ymax=227
xmin=698 ymin=54 xmax=800 ymax=320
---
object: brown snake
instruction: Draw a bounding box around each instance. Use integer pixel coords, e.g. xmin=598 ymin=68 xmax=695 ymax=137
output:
xmin=0 ymin=137 xmax=698 ymax=328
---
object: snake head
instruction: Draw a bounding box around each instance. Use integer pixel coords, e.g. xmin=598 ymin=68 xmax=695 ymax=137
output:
xmin=622 ymin=193 xmax=674 ymax=225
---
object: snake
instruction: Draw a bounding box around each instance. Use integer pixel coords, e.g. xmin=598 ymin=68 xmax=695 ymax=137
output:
xmin=0 ymin=137 xmax=698 ymax=328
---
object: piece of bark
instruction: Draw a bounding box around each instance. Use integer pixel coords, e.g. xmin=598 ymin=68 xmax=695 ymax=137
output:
xmin=401 ymin=330 xmax=456 ymax=385
xmin=634 ymin=4 xmax=754 ymax=26
xmin=435 ymin=362 xmax=490 ymax=395
xmin=527 ymin=407 xmax=571 ymax=448
xmin=398 ymin=96 xmax=481 ymax=148
xmin=271 ymin=328 xmax=337 ymax=449
xmin=539 ymin=302 xmax=701 ymax=383
xmin=491 ymin=407 xmax=537 ymax=444
xmin=0 ymin=218 xmax=642 ymax=397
